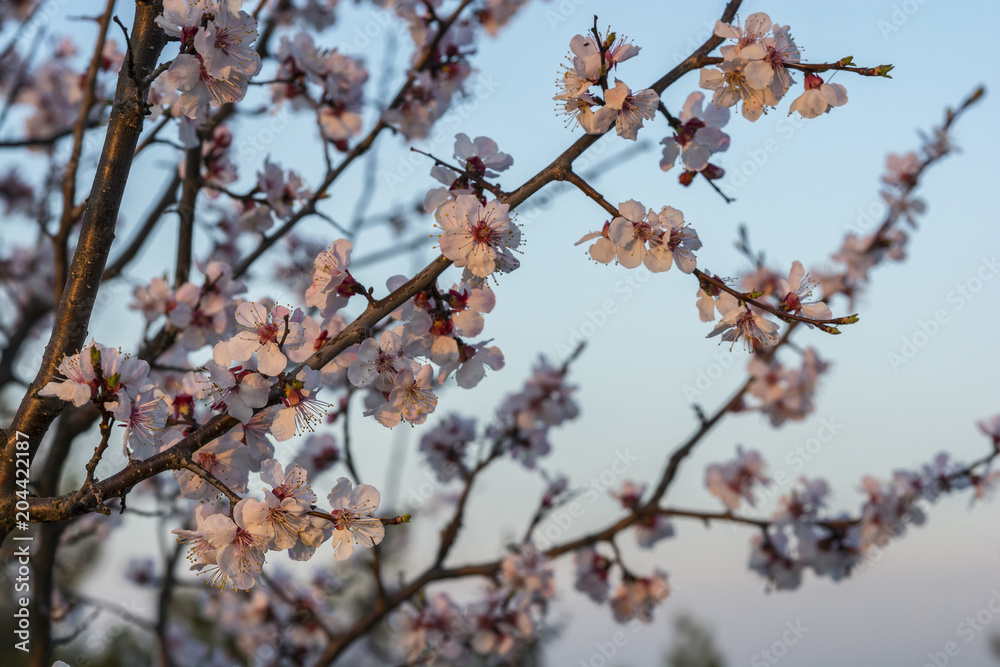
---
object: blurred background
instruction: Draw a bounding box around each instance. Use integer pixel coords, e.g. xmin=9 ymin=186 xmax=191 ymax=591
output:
xmin=2 ymin=0 xmax=999 ymax=664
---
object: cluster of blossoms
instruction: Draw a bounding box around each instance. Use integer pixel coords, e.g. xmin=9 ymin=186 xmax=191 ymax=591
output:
xmin=704 ymin=435 xmax=1000 ymax=590
xmin=155 ymin=0 xmax=262 ymax=123
xmin=4 ymin=38 xmax=123 ymax=146
xmin=612 ymin=480 xmax=676 ymax=549
xmin=167 ymin=567 xmax=344 ymax=662
xmin=10 ymin=39 xmax=125 ymax=145
xmin=554 ymin=30 xmax=658 ymax=140
xmin=699 ymin=12 xmax=846 ymax=121
xmin=236 ymin=158 xmax=313 ymax=233
xmin=383 ymin=8 xmax=477 ymax=140
xmin=705 ymin=446 xmax=770 ymax=510
xmin=396 ymin=543 xmax=556 ymax=663
xmin=698 ymin=260 xmax=834 ymax=352
xmin=38 ymin=341 xmax=161 ymax=457
xmin=577 ymin=200 xmax=702 ymax=273
xmin=172 ymin=460 xmax=385 ymax=590
xmin=408 ymin=354 xmax=577 ymax=484
xmin=880 ymin=151 xmax=927 ymax=228
xmin=339 ymin=272 xmax=505 ymax=428
xmin=486 ymin=356 xmax=580 ymax=469
xmin=806 ymin=125 xmax=953 ymax=310
xmin=270 ymin=32 xmax=369 ymax=148
xmin=573 ymin=544 xmax=671 ymax=623
xmin=659 ymin=91 xmax=731 ymax=184
xmin=745 ymin=347 xmax=830 ymax=426
xmin=179 ymin=124 xmax=238 ymax=188
xmin=423 ymin=133 xmax=521 ymax=283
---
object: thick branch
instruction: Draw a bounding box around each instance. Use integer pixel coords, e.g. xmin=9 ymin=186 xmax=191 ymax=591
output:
xmin=0 ymin=1 xmax=169 ymax=542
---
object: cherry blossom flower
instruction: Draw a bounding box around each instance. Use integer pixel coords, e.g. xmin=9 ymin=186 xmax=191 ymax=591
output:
xmin=228 ymin=302 xmax=303 ymax=376
xmin=326 ymin=477 xmax=385 ymax=560
xmin=882 ymin=151 xmax=922 ymax=189
xmin=242 ymin=459 xmax=316 ymax=551
xmin=155 ymin=0 xmax=213 ymax=39
xmin=176 ymin=435 xmax=250 ymax=499
xmin=173 ymin=504 xmax=225 ymax=579
xmin=574 ymin=546 xmax=612 ymax=602
xmin=293 ymin=433 xmax=341 ymax=475
xmin=609 ymin=571 xmax=670 ymax=623
xmin=424 ymin=133 xmax=513 ymax=212
xmin=348 ymin=330 xmax=414 ymax=391
xmin=695 ymin=276 xmax=724 ymax=322
xmin=396 ymin=593 xmax=468 ymax=663
xmin=699 ymin=57 xmax=766 ymax=121
xmin=602 ymin=80 xmax=659 ymax=140
xmin=605 ymin=199 xmax=659 ymax=269
xmin=304 ymin=239 xmax=353 ymax=312
xmin=202 ymin=500 xmax=267 ymax=590
xmin=437 ymin=195 xmax=521 ymax=278
xmin=773 ymin=478 xmax=830 ymax=524
xmin=166 ymin=53 xmax=257 ymax=121
xmin=777 ymin=261 xmax=833 ymax=320
xmin=500 ymin=544 xmax=556 ymax=602
xmin=389 ymin=364 xmax=439 ymax=425
xmin=978 ymin=415 xmax=1000 ymax=451
xmin=788 ymin=73 xmax=847 ymax=119
xmin=465 ymin=588 xmax=536 ymax=657
xmin=654 ymin=205 xmax=702 ymax=273
xmin=748 ymin=532 xmax=802 ymax=590
xmin=194 ymin=3 xmax=261 ymax=80
xmin=257 ymin=159 xmax=310 ymax=220
xmin=203 ymin=344 xmax=271 ymax=424
xmin=707 ymin=292 xmax=781 ymax=351
xmin=109 ymin=387 xmax=168 ymax=459
xmin=705 ymin=447 xmax=770 ymax=510
xmin=271 ymin=369 xmax=328 ymax=441
xmin=436 ymin=339 xmax=504 ymax=389
xmin=419 ymin=414 xmax=476 ymax=482
xmin=39 ymin=341 xmax=149 ymax=407
xmin=660 ymin=91 xmax=730 ymax=173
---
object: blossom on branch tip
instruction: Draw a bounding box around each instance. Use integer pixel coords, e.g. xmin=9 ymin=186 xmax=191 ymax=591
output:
xmin=326 ymin=477 xmax=385 ymax=560
xmin=777 ymin=261 xmax=832 ymax=321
